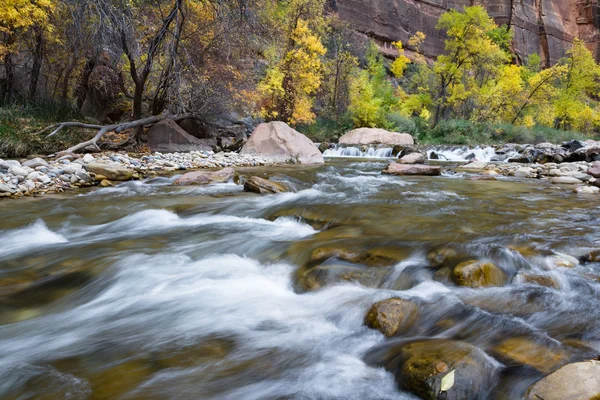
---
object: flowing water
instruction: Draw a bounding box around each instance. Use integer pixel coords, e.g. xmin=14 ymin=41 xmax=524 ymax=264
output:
xmin=323 ymin=144 xmax=520 ymax=162
xmin=0 ymin=160 xmax=599 ymax=399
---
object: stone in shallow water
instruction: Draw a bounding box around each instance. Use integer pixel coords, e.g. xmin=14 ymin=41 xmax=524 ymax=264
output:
xmin=243 ymin=176 xmax=288 ymax=194
xmin=364 ymin=297 xmax=419 ymax=337
xmin=382 ymin=163 xmax=441 ymax=176
xmin=365 ymin=339 xmax=499 ymax=400
xmin=174 ymin=167 xmax=234 ymax=185
xmin=525 ymin=360 xmax=600 ymax=400
xmin=398 ymin=152 xmax=424 ymax=164
xmin=453 ymin=260 xmax=507 ymax=288
xmin=574 ymin=185 xmax=600 ymax=194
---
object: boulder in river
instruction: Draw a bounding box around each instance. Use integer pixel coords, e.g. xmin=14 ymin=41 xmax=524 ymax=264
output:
xmin=174 ymin=167 xmax=235 ymax=185
xmin=240 ymin=121 xmax=324 ymax=164
xmin=398 ymin=152 xmax=425 ymax=164
xmin=86 ymin=163 xmax=133 ymax=181
xmin=338 ymin=128 xmax=414 ymax=146
xmin=525 ymin=360 xmax=600 ymax=400
xmin=243 ymin=176 xmax=288 ymax=194
xmin=382 ymin=163 xmax=441 ymax=176
xmin=364 ymin=297 xmax=419 ymax=337
xmin=366 ymin=339 xmax=499 ymax=400
xmin=453 ymin=260 xmax=507 ymax=288
xmin=147 ymin=118 xmax=213 ymax=153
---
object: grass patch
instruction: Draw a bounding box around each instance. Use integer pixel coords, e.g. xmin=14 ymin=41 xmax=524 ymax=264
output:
xmin=0 ymin=103 xmax=91 ymax=158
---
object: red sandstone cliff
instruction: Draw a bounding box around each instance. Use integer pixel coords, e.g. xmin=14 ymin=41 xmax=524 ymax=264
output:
xmin=334 ymin=0 xmax=600 ymax=65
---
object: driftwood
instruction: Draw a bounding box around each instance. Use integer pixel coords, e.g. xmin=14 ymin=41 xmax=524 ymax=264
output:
xmin=37 ymin=115 xmax=196 ymax=156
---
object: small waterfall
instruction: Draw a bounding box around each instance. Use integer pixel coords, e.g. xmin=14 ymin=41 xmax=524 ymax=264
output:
xmin=427 ymin=146 xmax=520 ymax=162
xmin=323 ymin=144 xmax=393 ymax=158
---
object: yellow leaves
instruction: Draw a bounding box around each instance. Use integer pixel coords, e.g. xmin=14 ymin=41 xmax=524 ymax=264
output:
xmin=390 ymin=41 xmax=410 ymax=78
xmin=257 ymin=17 xmax=326 ymax=125
xmin=0 ymin=0 xmax=54 ymax=33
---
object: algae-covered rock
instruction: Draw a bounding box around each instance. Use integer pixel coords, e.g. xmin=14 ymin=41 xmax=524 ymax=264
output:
xmin=366 ymin=339 xmax=499 ymax=400
xmin=364 ymin=297 xmax=419 ymax=337
xmin=453 ymin=260 xmax=507 ymax=288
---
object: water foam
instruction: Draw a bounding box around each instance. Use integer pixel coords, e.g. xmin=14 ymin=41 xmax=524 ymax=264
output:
xmin=0 ymin=220 xmax=68 ymax=259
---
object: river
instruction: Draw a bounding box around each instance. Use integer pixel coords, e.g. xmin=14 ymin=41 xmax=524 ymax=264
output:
xmin=0 ymin=159 xmax=599 ymax=399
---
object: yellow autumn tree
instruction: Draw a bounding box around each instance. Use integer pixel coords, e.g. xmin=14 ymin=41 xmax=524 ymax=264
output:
xmin=0 ymin=0 xmax=54 ymax=100
xmin=258 ymin=0 xmax=327 ymax=125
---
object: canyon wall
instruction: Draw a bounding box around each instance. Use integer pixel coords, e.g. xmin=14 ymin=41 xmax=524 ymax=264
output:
xmin=334 ymin=0 xmax=600 ymax=65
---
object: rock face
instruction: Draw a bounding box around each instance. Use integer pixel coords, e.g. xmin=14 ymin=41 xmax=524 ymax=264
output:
xmin=174 ymin=167 xmax=235 ymax=185
xmin=338 ymin=128 xmax=414 ymax=146
xmin=334 ymin=0 xmax=600 ymax=66
xmin=240 ymin=122 xmax=324 ymax=164
xmin=366 ymin=339 xmax=499 ymax=400
xmin=525 ymin=360 xmax=600 ymax=400
xmin=243 ymin=176 xmax=288 ymax=194
xmin=382 ymin=163 xmax=441 ymax=176
xmin=365 ymin=297 xmax=419 ymax=337
xmin=147 ymin=119 xmax=213 ymax=153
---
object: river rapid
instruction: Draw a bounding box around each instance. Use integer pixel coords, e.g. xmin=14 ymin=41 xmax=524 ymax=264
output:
xmin=0 ymin=159 xmax=599 ymax=399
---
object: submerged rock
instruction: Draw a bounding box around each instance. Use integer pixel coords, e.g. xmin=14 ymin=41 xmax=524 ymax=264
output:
xmin=382 ymin=163 xmax=441 ymax=176
xmin=174 ymin=167 xmax=234 ymax=185
xmin=366 ymin=339 xmax=499 ymax=400
xmin=525 ymin=360 xmax=600 ymax=400
xmin=338 ymin=128 xmax=414 ymax=146
xmin=453 ymin=260 xmax=507 ymax=288
xmin=243 ymin=176 xmax=288 ymax=194
xmin=491 ymin=337 xmax=570 ymax=374
xmin=513 ymin=272 xmax=560 ymax=289
xmin=240 ymin=121 xmax=324 ymax=164
xmin=365 ymin=297 xmax=419 ymax=337
xmin=294 ymin=261 xmax=390 ymax=293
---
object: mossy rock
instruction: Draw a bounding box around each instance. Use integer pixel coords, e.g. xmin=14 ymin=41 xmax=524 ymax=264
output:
xmin=366 ymin=339 xmax=499 ymax=400
xmin=491 ymin=337 xmax=571 ymax=374
xmin=364 ymin=297 xmax=419 ymax=337
xmin=453 ymin=260 xmax=507 ymax=288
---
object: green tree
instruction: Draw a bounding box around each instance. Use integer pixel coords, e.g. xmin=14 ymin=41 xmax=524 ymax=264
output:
xmin=431 ymin=6 xmax=510 ymax=124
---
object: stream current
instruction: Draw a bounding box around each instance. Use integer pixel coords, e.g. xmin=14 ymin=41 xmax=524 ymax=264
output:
xmin=0 ymin=159 xmax=599 ymax=399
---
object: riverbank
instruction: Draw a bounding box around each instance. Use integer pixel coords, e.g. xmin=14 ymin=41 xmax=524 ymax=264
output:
xmin=2 ymin=140 xmax=600 ymax=199
xmin=0 ymin=151 xmax=274 ymax=198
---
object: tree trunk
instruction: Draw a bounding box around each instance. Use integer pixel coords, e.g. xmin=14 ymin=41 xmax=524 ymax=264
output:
xmin=61 ymin=55 xmax=78 ymax=102
xmin=29 ymin=27 xmax=45 ymax=99
xmin=1 ymin=36 xmax=16 ymax=103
